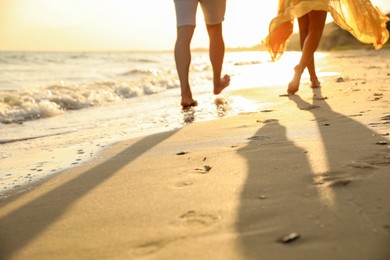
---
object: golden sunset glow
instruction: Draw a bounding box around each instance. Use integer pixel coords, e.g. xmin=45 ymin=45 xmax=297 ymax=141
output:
xmin=0 ymin=0 xmax=389 ymax=51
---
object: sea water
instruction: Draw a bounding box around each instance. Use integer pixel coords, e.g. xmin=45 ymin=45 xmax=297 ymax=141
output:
xmin=0 ymin=50 xmax=332 ymax=197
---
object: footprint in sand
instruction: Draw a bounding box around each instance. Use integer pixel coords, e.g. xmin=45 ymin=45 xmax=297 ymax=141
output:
xmin=131 ymin=211 xmax=221 ymax=256
xmin=300 ymin=105 xmax=320 ymax=111
xmin=187 ymin=165 xmax=212 ymax=174
xmin=345 ymin=161 xmax=378 ymax=170
xmin=376 ymin=115 xmax=390 ymax=126
xmin=359 ymin=153 xmax=390 ymax=167
xmin=129 ymin=237 xmax=180 ymax=257
xmin=345 ymin=152 xmax=390 ymax=170
xmin=348 ymin=113 xmax=364 ymax=117
xmin=178 ymin=210 xmax=220 ymax=227
xmin=314 ymin=152 xmax=390 ymax=187
xmin=256 ymin=119 xmax=278 ymax=124
xmin=313 ymin=171 xmax=352 ymax=187
xmin=175 ymin=181 xmax=193 ymax=187
xmin=368 ymin=94 xmax=383 ymax=102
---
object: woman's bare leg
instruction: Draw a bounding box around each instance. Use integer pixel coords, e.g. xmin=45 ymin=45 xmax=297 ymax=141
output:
xmin=288 ymin=10 xmax=327 ymax=95
xmin=298 ymin=14 xmax=321 ymax=88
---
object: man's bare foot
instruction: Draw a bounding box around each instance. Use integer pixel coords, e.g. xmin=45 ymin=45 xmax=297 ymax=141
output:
xmin=213 ymin=74 xmax=230 ymax=95
xmin=181 ymin=99 xmax=198 ymax=110
xmin=288 ymin=66 xmax=302 ymax=95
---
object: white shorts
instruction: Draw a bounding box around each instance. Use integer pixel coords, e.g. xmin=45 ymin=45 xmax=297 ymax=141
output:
xmin=174 ymin=0 xmax=226 ymax=27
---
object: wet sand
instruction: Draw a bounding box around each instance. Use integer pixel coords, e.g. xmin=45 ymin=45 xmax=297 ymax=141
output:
xmin=0 ymin=50 xmax=389 ymax=259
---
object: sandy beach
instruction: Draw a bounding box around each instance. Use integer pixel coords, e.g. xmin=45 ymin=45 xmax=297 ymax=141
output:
xmin=0 ymin=50 xmax=389 ymax=259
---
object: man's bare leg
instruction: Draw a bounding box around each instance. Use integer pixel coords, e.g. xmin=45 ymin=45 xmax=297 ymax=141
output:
xmin=206 ymin=23 xmax=230 ymax=95
xmin=175 ymin=25 xmax=198 ymax=107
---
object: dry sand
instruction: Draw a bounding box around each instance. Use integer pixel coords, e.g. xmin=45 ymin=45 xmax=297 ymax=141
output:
xmin=0 ymin=50 xmax=389 ymax=259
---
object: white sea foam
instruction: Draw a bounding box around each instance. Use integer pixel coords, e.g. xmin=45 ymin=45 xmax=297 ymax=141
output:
xmin=0 ymin=51 xmax=215 ymax=124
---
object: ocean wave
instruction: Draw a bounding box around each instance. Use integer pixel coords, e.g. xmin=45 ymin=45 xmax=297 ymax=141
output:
xmin=137 ymin=58 xmax=156 ymax=63
xmin=0 ymin=78 xmax=178 ymax=124
xmin=69 ymin=54 xmax=88 ymax=59
xmin=0 ymin=53 xmax=66 ymax=65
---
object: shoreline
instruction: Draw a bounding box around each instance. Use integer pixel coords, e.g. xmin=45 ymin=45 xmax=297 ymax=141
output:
xmin=1 ymin=50 xmax=389 ymax=259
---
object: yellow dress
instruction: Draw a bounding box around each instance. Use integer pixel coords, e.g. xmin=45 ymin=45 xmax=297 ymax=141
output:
xmin=263 ymin=0 xmax=390 ymax=60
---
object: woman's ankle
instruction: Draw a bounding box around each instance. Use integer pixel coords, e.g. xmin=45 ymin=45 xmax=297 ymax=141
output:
xmin=294 ymin=65 xmax=304 ymax=75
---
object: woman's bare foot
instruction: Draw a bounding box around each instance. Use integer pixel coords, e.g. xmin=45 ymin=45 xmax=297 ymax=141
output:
xmin=310 ymin=77 xmax=321 ymax=89
xmin=213 ymin=74 xmax=230 ymax=95
xmin=288 ymin=66 xmax=303 ymax=95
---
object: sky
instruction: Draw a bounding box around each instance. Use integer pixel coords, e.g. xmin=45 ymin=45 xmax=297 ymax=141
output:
xmin=0 ymin=0 xmax=389 ymax=52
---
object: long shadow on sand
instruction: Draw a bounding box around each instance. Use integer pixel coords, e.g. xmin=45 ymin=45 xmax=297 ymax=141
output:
xmin=0 ymin=129 xmax=177 ymax=259
xmin=236 ymin=89 xmax=390 ymax=259
xmin=236 ymin=120 xmax=317 ymax=259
